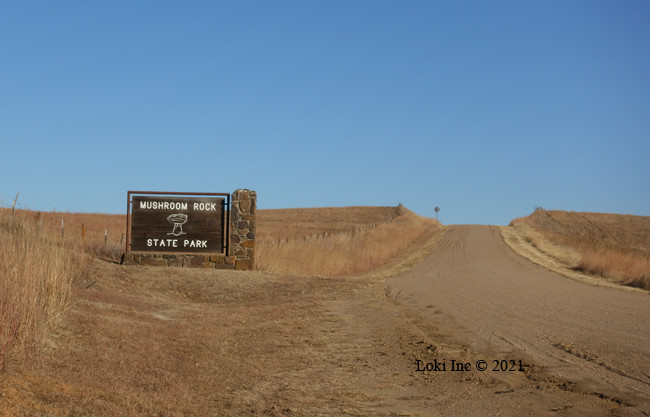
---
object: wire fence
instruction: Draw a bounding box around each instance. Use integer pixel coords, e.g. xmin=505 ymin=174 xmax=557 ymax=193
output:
xmin=1 ymin=204 xmax=125 ymax=260
xmin=3 ymin=196 xmax=409 ymax=256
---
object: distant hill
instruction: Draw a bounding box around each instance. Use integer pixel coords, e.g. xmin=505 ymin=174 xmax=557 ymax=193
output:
xmin=256 ymin=206 xmax=441 ymax=277
xmin=257 ymin=206 xmax=401 ymax=241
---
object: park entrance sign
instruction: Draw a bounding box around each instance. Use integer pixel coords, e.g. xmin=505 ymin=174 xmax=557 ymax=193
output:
xmin=126 ymin=191 xmax=230 ymax=254
xmin=123 ymin=189 xmax=256 ymax=270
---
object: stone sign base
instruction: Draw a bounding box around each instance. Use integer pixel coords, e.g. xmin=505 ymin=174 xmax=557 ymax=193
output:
xmin=120 ymin=253 xmax=253 ymax=270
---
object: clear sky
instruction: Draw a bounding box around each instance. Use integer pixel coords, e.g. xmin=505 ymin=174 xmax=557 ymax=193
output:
xmin=2 ymin=1 xmax=649 ymax=225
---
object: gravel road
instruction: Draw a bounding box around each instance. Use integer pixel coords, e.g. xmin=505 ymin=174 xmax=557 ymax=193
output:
xmin=387 ymin=225 xmax=650 ymax=412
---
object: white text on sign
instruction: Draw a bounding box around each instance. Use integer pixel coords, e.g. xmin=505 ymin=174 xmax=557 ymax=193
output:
xmin=146 ymin=238 xmax=209 ymax=248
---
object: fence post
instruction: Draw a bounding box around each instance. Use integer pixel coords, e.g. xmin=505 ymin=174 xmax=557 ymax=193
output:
xmin=104 ymin=229 xmax=108 ymax=248
xmin=36 ymin=212 xmax=42 ymax=237
xmin=82 ymin=223 xmax=87 ymax=244
xmin=61 ymin=219 xmax=65 ymax=240
xmin=11 ymin=192 xmax=19 ymax=219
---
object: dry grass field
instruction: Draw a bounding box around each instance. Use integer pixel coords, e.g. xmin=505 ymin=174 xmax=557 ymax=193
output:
xmin=0 ymin=205 xmax=440 ymax=374
xmin=507 ymin=209 xmax=650 ymax=289
xmin=256 ymin=206 xmax=439 ymax=276
xmin=256 ymin=206 xmax=400 ymax=240
xmin=3 ymin=208 xmax=125 ymax=261
xmin=4 ymin=204 xmax=649 ymax=415
xmin=2 ymin=205 xmax=437 ymax=277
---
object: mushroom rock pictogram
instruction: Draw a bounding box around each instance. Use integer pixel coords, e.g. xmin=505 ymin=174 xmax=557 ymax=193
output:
xmin=167 ymin=213 xmax=188 ymax=236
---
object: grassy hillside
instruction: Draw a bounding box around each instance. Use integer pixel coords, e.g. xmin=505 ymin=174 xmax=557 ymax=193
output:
xmin=256 ymin=206 xmax=440 ymax=276
xmin=256 ymin=206 xmax=400 ymax=240
xmin=509 ymin=209 xmax=650 ymax=289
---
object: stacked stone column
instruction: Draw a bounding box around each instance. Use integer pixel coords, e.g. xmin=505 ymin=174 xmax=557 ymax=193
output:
xmin=230 ymin=189 xmax=256 ymax=270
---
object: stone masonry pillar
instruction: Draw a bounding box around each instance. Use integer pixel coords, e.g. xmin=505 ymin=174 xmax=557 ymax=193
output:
xmin=230 ymin=189 xmax=256 ymax=270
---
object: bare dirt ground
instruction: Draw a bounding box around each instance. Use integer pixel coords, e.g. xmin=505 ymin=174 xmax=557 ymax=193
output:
xmin=1 ymin=226 xmax=648 ymax=416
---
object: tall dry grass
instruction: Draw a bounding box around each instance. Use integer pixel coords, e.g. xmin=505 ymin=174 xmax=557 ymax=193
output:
xmin=7 ymin=208 xmax=126 ymax=260
xmin=256 ymin=208 xmax=439 ymax=276
xmin=0 ymin=210 xmax=90 ymax=369
xmin=510 ymin=209 xmax=650 ymax=289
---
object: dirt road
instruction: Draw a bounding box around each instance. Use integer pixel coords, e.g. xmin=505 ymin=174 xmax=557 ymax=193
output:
xmin=387 ymin=225 xmax=650 ymax=413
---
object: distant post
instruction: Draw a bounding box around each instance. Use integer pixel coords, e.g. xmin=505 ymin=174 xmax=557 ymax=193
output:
xmin=435 ymin=206 xmax=440 ymax=222
xmin=11 ymin=192 xmax=19 ymax=219
xmin=36 ymin=212 xmax=43 ymax=237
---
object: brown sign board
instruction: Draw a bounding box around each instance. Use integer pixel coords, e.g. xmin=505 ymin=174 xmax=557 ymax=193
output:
xmin=130 ymin=195 xmax=226 ymax=254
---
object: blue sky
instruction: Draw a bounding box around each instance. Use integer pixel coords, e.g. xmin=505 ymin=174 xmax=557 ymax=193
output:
xmin=2 ymin=1 xmax=649 ymax=225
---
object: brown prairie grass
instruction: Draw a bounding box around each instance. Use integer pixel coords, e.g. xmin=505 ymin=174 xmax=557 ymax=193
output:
xmin=3 ymin=205 xmax=439 ymax=278
xmin=0 ymin=204 xmax=439 ymax=373
xmin=509 ymin=209 xmax=650 ymax=289
xmin=1 ymin=263 xmax=331 ymax=416
xmin=0 ymin=210 xmax=90 ymax=370
xmin=256 ymin=207 xmax=440 ymax=276
xmin=0 ymin=254 xmax=445 ymax=416
xmin=4 ymin=208 xmax=126 ymax=260
xmin=256 ymin=206 xmax=400 ymax=240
